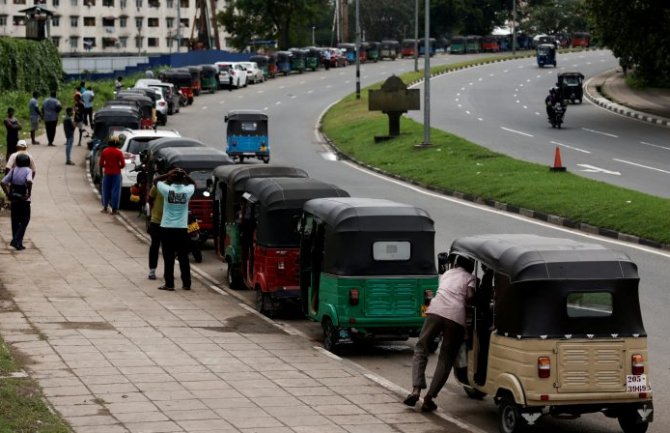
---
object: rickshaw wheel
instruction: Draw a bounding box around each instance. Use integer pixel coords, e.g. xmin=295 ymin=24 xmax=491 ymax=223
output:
xmin=498 ymin=396 xmax=524 ymax=433
xmin=255 ymin=288 xmax=269 ymax=315
xmin=261 ymin=156 xmax=270 ymax=164
xmin=226 ymin=261 xmax=242 ymax=290
xmin=322 ymin=318 xmax=339 ymax=353
xmin=618 ymin=411 xmax=649 ymax=433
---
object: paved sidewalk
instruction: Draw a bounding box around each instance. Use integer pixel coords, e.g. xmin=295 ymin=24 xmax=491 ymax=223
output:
xmin=0 ymin=130 xmax=460 ymax=432
xmin=585 ymin=68 xmax=670 ymax=127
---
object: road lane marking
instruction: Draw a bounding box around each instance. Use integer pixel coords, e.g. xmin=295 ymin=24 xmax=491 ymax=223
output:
xmin=290 ymin=94 xmax=297 ymax=99
xmin=465 ymin=110 xmax=471 ymax=115
xmin=321 ymin=151 xmax=338 ymax=161
xmin=551 ymin=140 xmax=591 ymax=154
xmin=503 ymin=69 xmax=509 ymax=73
xmin=275 ymin=101 xmax=281 ymax=105
xmin=614 ymin=159 xmax=670 ymax=174
xmin=201 ymin=106 xmax=207 ymax=110
xmin=454 ymin=98 xmax=459 ymax=102
xmin=516 ymin=100 xmax=520 ymax=104
xmin=478 ymin=117 xmax=483 ymax=121
xmin=501 ymin=127 xmax=534 ymax=137
xmin=326 ymin=84 xmax=332 ymax=88
xmin=299 ymin=81 xmax=305 ymax=84
xmin=457 ymin=104 xmax=462 ymax=108
xmin=489 ymin=73 xmax=495 ymax=77
xmin=257 ymin=90 xmax=264 ymax=94
xmin=578 ymin=164 xmax=621 ymax=175
xmin=280 ymin=85 xmax=285 ymax=89
xmin=582 ymin=127 xmax=618 ymax=138
xmin=307 ymin=89 xmax=313 ymax=94
xmin=523 ymin=105 xmax=527 ymax=109
xmin=345 ymin=80 xmax=350 ymax=84
xmin=263 ymin=107 xmax=268 ymax=111
xmin=641 ymin=141 xmax=670 ymax=151
xmin=535 ymin=112 xmax=541 ymax=116
xmin=469 ymin=82 xmax=473 ymax=86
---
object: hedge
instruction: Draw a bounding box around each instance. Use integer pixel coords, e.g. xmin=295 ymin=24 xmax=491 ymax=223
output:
xmin=0 ymin=37 xmax=62 ymax=95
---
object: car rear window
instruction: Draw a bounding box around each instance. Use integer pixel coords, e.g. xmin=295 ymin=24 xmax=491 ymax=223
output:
xmin=566 ymin=292 xmax=613 ymax=318
xmin=127 ymin=138 xmax=153 ymax=154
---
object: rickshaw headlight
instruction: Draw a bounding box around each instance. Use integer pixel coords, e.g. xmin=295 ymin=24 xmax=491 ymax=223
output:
xmin=632 ymin=354 xmax=644 ymax=375
xmin=349 ymin=288 xmax=359 ymax=306
xmin=537 ymin=356 xmax=551 ymax=378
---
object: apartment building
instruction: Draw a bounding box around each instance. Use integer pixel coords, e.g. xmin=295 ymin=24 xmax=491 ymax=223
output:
xmin=0 ymin=0 xmax=230 ymax=54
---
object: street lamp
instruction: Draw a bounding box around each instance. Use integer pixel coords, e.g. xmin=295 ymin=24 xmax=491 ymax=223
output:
xmin=312 ymin=26 xmax=315 ymax=46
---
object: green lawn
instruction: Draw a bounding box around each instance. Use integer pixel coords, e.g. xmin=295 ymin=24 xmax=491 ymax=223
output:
xmin=322 ymin=56 xmax=670 ymax=246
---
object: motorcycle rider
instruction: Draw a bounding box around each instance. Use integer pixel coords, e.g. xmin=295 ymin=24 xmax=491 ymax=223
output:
xmin=545 ymin=87 xmax=565 ymax=124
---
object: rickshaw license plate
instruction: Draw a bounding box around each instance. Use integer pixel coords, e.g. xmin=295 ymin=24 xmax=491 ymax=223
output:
xmin=420 ymin=305 xmax=428 ymax=317
xmin=626 ymin=374 xmax=650 ymax=392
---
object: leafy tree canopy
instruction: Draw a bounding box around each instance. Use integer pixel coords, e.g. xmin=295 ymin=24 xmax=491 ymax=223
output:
xmin=519 ymin=0 xmax=589 ymax=35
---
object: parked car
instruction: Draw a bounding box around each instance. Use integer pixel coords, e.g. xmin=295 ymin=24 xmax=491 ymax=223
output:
xmin=130 ymin=85 xmax=168 ymax=125
xmin=239 ymin=61 xmax=265 ymax=84
xmin=135 ymin=78 xmax=180 ymax=115
xmin=215 ymin=62 xmax=248 ymax=89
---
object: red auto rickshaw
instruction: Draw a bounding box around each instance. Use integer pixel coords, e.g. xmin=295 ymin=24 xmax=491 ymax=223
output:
xmin=160 ymin=69 xmax=194 ymax=105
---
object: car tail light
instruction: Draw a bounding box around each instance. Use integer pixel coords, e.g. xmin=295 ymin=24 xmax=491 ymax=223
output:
xmin=159 ymin=101 xmax=166 ymax=107
xmin=424 ymin=289 xmax=434 ymax=306
xmin=538 ymin=356 xmax=551 ymax=378
xmin=349 ymin=288 xmax=359 ymax=306
xmin=632 ymin=354 xmax=644 ymax=375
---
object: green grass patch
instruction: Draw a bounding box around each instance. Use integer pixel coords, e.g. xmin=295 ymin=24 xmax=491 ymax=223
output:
xmin=0 ymin=337 xmax=18 ymax=374
xmin=322 ymin=57 xmax=670 ymax=245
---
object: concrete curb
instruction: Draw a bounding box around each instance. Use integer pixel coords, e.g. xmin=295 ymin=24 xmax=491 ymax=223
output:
xmin=584 ymin=72 xmax=670 ymax=128
xmin=318 ymin=54 xmax=670 ymax=253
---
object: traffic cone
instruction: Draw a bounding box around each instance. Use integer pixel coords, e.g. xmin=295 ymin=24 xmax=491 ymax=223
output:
xmin=550 ymin=146 xmax=566 ymax=172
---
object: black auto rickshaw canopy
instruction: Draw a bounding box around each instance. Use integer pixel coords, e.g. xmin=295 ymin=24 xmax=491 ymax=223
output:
xmin=152 ymin=146 xmax=233 ymax=191
xmin=118 ymin=87 xmax=159 ymax=103
xmin=249 ymin=55 xmax=269 ymax=67
xmin=288 ymin=48 xmax=306 ymax=59
xmin=160 ymin=69 xmax=193 ymax=87
xmin=225 ymin=109 xmax=268 ymax=136
xmin=114 ymin=93 xmax=154 ymax=118
xmin=302 ymin=197 xmax=436 ymax=277
xmin=536 ymin=43 xmax=556 ymax=56
xmin=212 ymin=165 xmax=309 ymax=221
xmin=92 ymin=107 xmax=141 ymax=140
xmin=199 ymin=64 xmax=217 ymax=77
xmin=142 ymin=136 xmax=205 ymax=165
xmin=557 ymin=71 xmax=585 ymax=87
xmin=242 ymin=177 xmax=349 ymax=247
xmin=448 ymin=234 xmax=646 ymax=339
xmin=276 ymin=51 xmax=292 ymax=61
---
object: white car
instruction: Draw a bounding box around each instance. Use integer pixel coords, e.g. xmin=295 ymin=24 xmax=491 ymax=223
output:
xmin=117 ymin=129 xmax=181 ymax=196
xmin=239 ymin=61 xmax=265 ymax=84
xmin=214 ymin=61 xmax=248 ymax=89
xmin=135 ymin=79 xmax=181 ymax=115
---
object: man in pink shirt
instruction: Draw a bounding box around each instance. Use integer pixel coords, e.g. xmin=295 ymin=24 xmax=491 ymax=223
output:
xmin=404 ymin=256 xmax=475 ymax=412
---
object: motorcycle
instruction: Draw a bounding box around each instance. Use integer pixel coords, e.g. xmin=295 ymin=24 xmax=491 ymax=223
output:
xmin=549 ymin=102 xmax=566 ymax=129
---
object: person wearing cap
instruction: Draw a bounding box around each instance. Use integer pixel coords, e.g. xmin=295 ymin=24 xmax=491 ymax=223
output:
xmin=5 ymin=140 xmax=36 ymax=178
xmin=1 ymin=153 xmax=33 ymax=250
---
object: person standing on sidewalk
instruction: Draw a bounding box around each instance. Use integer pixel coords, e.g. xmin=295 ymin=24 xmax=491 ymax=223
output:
xmin=28 ymin=91 xmax=42 ymax=145
xmin=74 ymin=94 xmax=86 ymax=146
xmin=146 ymin=184 xmax=164 ymax=280
xmin=99 ymin=136 xmax=125 ymax=214
xmin=41 ymin=91 xmax=62 ymax=146
xmin=155 ymin=168 xmax=195 ymax=291
xmin=63 ymin=107 xmax=75 ymax=165
xmin=5 ymin=140 xmax=37 ymax=178
xmin=82 ymin=86 xmax=95 ymax=130
xmin=4 ymin=107 xmax=22 ymax=163
xmin=404 ymin=256 xmax=475 ymax=412
xmin=1 ymin=153 xmax=33 ymax=250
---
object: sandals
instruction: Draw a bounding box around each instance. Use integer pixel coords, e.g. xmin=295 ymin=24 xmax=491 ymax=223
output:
xmin=403 ymin=394 xmax=420 ymax=407
xmin=421 ymin=398 xmax=437 ymax=412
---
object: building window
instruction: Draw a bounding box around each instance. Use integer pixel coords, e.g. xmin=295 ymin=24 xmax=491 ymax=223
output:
xmin=13 ymin=0 xmax=26 ymax=4
xmin=147 ymin=17 xmax=158 ymax=27
xmin=51 ymin=36 xmax=60 ymax=46
xmin=148 ymin=0 xmax=158 ymax=7
xmin=102 ymin=37 xmax=116 ymax=48
xmin=0 ymin=16 xmax=7 ymax=26
xmin=12 ymin=15 xmax=25 ymax=25
xmin=165 ymin=36 xmax=171 ymax=48
xmin=179 ymin=18 xmax=187 ymax=28
xmin=135 ymin=35 xmax=143 ymax=48
xmin=135 ymin=17 xmax=142 ymax=28
xmin=83 ymin=0 xmax=95 ymax=5
xmin=102 ymin=0 xmax=113 ymax=5
xmin=102 ymin=17 xmax=114 ymax=26
xmin=165 ymin=0 xmax=171 ymax=7
xmin=69 ymin=15 xmax=77 ymax=26
xmin=52 ymin=0 xmax=59 ymax=5
xmin=119 ymin=36 xmax=127 ymax=47
xmin=135 ymin=0 xmax=141 ymax=7
xmin=119 ymin=16 xmax=126 ymax=27
xmin=69 ymin=36 xmax=78 ymax=49
xmin=165 ymin=17 xmax=173 ymax=28
xmin=180 ymin=38 xmax=188 ymax=47
xmin=178 ymin=0 xmax=186 ymax=6
xmin=119 ymin=0 xmax=125 ymax=6
xmin=52 ymin=15 xmax=59 ymax=26
xmin=148 ymin=37 xmax=158 ymax=47
xmin=83 ymin=37 xmax=95 ymax=50
xmin=84 ymin=16 xmax=95 ymax=26
xmin=34 ymin=0 xmax=46 ymax=4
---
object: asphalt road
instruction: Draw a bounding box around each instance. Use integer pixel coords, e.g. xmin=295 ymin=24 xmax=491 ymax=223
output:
xmin=408 ymin=50 xmax=670 ymax=197
xmin=119 ymin=52 xmax=669 ymax=433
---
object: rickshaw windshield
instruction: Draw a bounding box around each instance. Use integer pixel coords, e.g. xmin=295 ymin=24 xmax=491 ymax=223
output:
xmin=537 ymin=47 xmax=552 ymax=55
xmin=563 ymin=76 xmax=581 ymax=85
xmin=228 ymin=119 xmax=268 ymax=136
xmin=187 ymin=170 xmax=212 ymax=190
xmin=257 ymin=209 xmax=301 ymax=246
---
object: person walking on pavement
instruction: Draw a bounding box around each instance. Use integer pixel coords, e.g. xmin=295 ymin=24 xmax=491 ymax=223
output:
xmin=1 ymin=153 xmax=33 ymax=250
xmin=4 ymin=107 xmax=21 ymax=163
xmin=99 ymin=136 xmax=125 ymax=214
xmin=63 ymin=107 xmax=75 ymax=165
xmin=154 ymin=168 xmax=195 ymax=291
xmin=42 ymin=91 xmax=62 ymax=146
xmin=5 ymin=140 xmax=37 ymax=178
xmin=28 ymin=91 xmax=42 ymax=145
xmin=74 ymin=94 xmax=86 ymax=146
xmin=82 ymin=86 xmax=95 ymax=130
xmin=323 ymin=49 xmax=331 ymax=70
xmin=146 ymin=183 xmax=164 ymax=280
xmin=404 ymin=256 xmax=476 ymax=412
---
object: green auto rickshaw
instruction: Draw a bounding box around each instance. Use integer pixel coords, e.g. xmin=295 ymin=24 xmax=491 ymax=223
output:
xmin=367 ymin=41 xmax=380 ymax=62
xmin=306 ymin=48 xmax=321 ymax=71
xmin=299 ymin=197 xmax=438 ymax=353
xmin=199 ymin=64 xmax=219 ymax=93
xmin=288 ymin=48 xmax=306 ymax=73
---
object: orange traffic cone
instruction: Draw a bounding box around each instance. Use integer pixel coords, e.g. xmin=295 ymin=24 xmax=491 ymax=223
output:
xmin=550 ymin=146 xmax=566 ymax=172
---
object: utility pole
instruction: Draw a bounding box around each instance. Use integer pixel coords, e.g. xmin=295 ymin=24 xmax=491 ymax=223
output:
xmin=413 ymin=0 xmax=418 ymax=72
xmin=512 ymin=0 xmax=516 ymax=56
xmin=312 ymin=26 xmax=315 ymax=46
xmin=176 ymin=0 xmax=181 ymax=52
xmin=421 ymin=0 xmax=431 ymax=146
xmin=355 ymin=0 xmax=360 ymax=99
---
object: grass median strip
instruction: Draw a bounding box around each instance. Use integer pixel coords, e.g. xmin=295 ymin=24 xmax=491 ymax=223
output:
xmin=322 ymin=56 xmax=670 ymax=246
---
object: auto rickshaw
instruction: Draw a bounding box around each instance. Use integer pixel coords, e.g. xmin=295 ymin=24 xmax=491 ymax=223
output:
xmin=187 ymin=66 xmax=203 ymax=96
xmin=114 ymin=93 xmax=156 ymax=129
xmin=160 ymin=69 xmax=194 ymax=105
xmin=149 ymin=146 xmax=233 ymax=242
xmin=380 ymin=40 xmax=399 ymax=60
xmin=250 ymin=55 xmax=270 ymax=78
xmin=276 ymin=51 xmax=292 ymax=76
xmin=366 ymin=42 xmax=380 ymax=62
xmin=224 ymin=110 xmax=269 ymax=164
xmin=236 ymin=178 xmax=349 ymax=315
xmin=450 ymin=36 xmax=466 ymax=54
xmin=537 ymin=43 xmax=557 ymax=68
xmin=305 ymin=48 xmax=321 ymax=71
xmin=87 ymin=107 xmax=141 ymax=181
xmin=481 ymin=36 xmax=500 ymax=52
xmin=418 ymin=38 xmax=436 ymax=56
xmin=299 ymin=198 xmax=437 ymax=353
xmin=557 ymin=71 xmax=585 ymax=104
xmin=571 ymin=32 xmax=591 ymax=48
xmin=288 ymin=48 xmax=306 ymax=73
xmin=337 ymin=43 xmax=357 ymax=63
xmin=466 ymin=35 xmax=481 ymax=53
xmin=444 ymin=234 xmax=653 ymax=433
xmin=199 ymin=64 xmax=218 ymax=93
xmin=209 ymin=165 xmax=309 ymax=288
xmin=266 ymin=53 xmax=279 ymax=78
xmin=400 ymin=39 xmax=416 ymax=57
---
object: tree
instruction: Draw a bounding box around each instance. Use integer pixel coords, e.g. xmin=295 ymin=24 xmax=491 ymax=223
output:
xmin=519 ymin=0 xmax=588 ymax=35
xmin=359 ymin=0 xmax=414 ymax=42
xmin=431 ymin=0 xmax=506 ymax=37
xmin=217 ymin=0 xmax=331 ymax=51
xmin=586 ymin=0 xmax=670 ymax=85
